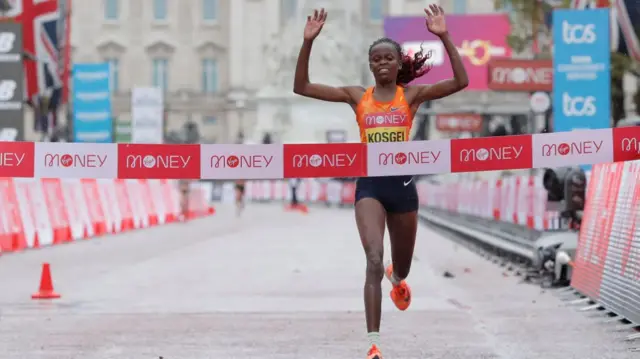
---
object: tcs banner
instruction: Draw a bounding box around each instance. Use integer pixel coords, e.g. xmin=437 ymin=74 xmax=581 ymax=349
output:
xmin=552 ymin=8 xmax=611 ymax=132
xmin=72 ymin=63 xmax=113 ymax=143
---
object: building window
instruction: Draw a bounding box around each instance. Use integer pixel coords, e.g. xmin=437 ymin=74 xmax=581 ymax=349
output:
xmin=453 ymin=0 xmax=467 ymax=14
xmin=201 ymin=58 xmax=218 ymax=93
xmin=153 ymin=0 xmax=167 ymax=21
xmin=281 ymin=0 xmax=297 ymax=20
xmin=202 ymin=0 xmax=217 ymax=21
xmin=152 ymin=58 xmax=169 ymax=90
xmin=204 ymin=116 xmax=217 ymax=125
xmin=369 ymin=0 xmax=382 ymax=22
xmin=104 ymin=0 xmax=118 ymax=20
xmin=107 ymin=58 xmax=119 ymax=93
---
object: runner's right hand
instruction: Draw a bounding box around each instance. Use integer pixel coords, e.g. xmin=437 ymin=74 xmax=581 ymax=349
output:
xmin=304 ymin=8 xmax=327 ymax=41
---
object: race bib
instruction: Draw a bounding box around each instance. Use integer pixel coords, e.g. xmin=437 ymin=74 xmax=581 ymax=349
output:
xmin=366 ymin=127 xmax=407 ymax=143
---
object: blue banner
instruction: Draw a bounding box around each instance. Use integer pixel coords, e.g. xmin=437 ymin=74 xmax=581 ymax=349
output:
xmin=552 ymin=8 xmax=610 ymax=133
xmin=72 ymin=63 xmax=113 ymax=142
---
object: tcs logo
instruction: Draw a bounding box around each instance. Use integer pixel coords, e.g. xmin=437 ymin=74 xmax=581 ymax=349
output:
xmin=562 ymin=93 xmax=596 ymax=117
xmin=562 ymin=21 xmax=596 ymax=44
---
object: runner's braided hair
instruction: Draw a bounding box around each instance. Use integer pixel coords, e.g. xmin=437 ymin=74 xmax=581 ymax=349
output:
xmin=368 ymin=37 xmax=432 ymax=86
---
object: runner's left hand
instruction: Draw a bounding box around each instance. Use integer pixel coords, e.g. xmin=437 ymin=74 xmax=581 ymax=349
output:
xmin=424 ymin=4 xmax=447 ymax=36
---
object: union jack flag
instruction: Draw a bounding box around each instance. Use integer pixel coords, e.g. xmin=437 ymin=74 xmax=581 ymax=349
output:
xmin=3 ymin=0 xmax=67 ymax=110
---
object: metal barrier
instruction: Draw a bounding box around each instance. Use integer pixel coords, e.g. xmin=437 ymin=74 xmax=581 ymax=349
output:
xmin=572 ymin=160 xmax=640 ymax=326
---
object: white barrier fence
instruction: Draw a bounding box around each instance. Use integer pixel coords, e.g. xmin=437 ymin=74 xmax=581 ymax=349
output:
xmin=0 ymin=179 xmax=214 ymax=254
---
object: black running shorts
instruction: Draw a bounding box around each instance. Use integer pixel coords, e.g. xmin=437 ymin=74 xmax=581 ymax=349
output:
xmin=355 ymin=175 xmax=418 ymax=213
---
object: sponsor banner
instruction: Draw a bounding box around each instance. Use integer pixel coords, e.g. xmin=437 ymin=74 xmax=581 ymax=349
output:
xmin=0 ymin=142 xmax=35 ymax=177
xmin=451 ymin=134 xmax=533 ymax=173
xmin=0 ymin=22 xmax=25 ymax=141
xmin=436 ymin=113 xmax=482 ymax=132
xmin=385 ymin=14 xmax=511 ymax=90
xmin=487 ymin=59 xmax=553 ymax=92
xmin=553 ymin=9 xmax=611 ymax=133
xmin=200 ymin=144 xmax=283 ymax=180
xmin=2 ymin=0 xmax=65 ymax=110
xmin=34 ymin=142 xmax=118 ymax=178
xmin=572 ymin=160 xmax=640 ymax=324
xmin=367 ymin=139 xmax=450 ymax=177
xmin=612 ymin=126 xmax=640 ymax=162
xmin=131 ymin=87 xmax=164 ymax=143
xmin=0 ymin=23 xmax=23 ymax=63
xmin=361 ymin=108 xmax=411 ymax=143
xmin=72 ymin=63 xmax=113 ymax=143
xmin=532 ymin=128 xmax=613 ymax=168
xmin=0 ymin=127 xmax=636 ymax=179
xmin=117 ymin=144 xmax=200 ymax=179
xmin=283 ymin=143 xmax=367 ymax=178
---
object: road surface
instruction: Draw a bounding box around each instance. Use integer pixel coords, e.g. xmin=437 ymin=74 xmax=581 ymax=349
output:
xmin=0 ymin=204 xmax=635 ymax=358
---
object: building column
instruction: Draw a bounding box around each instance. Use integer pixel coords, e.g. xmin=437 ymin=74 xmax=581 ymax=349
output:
xmin=229 ymin=0 xmax=245 ymax=88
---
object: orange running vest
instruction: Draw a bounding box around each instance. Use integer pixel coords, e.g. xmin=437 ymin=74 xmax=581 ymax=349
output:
xmin=356 ymin=86 xmax=414 ymax=144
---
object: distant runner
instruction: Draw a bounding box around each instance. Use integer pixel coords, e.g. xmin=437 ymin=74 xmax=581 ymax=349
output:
xmin=179 ymin=179 xmax=190 ymax=221
xmin=235 ymin=179 xmax=246 ymax=216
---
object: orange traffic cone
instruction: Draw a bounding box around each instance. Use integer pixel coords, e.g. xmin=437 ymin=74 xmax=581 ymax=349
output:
xmin=295 ymin=203 xmax=309 ymax=214
xmin=31 ymin=263 xmax=61 ymax=299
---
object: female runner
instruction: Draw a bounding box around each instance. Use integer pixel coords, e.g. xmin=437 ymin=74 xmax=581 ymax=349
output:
xmin=234 ymin=179 xmax=246 ymax=216
xmin=293 ymin=4 xmax=468 ymax=359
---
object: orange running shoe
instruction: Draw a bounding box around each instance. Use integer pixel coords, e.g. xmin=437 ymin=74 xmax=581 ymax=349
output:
xmin=385 ymin=263 xmax=412 ymax=311
xmin=367 ymin=344 xmax=383 ymax=359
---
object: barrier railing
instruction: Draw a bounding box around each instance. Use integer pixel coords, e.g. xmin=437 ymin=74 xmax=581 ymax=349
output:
xmin=572 ymin=160 xmax=640 ymax=326
xmin=415 ymin=173 xmax=560 ymax=231
xmin=0 ymin=179 xmax=214 ymax=255
xmin=242 ymin=175 xmax=558 ymax=230
xmin=0 ymin=127 xmax=638 ymax=179
xmin=244 ymin=179 xmax=356 ymax=207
